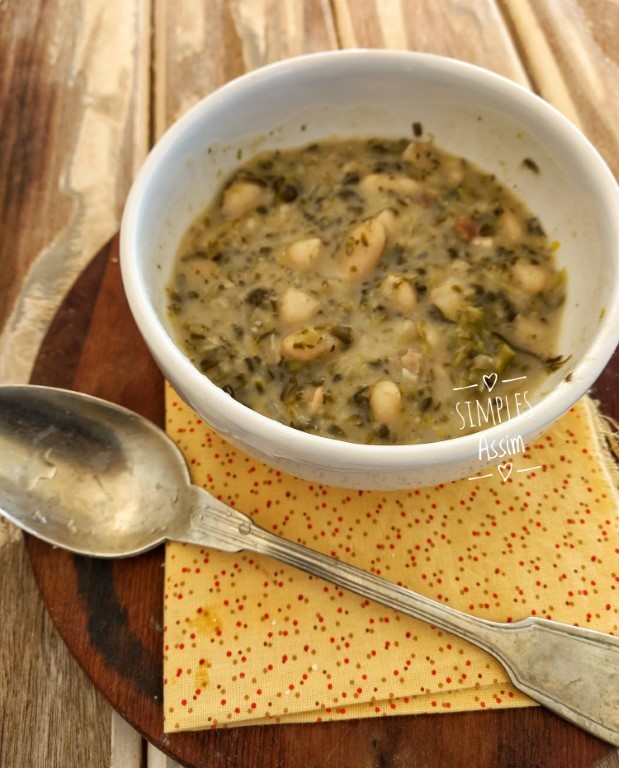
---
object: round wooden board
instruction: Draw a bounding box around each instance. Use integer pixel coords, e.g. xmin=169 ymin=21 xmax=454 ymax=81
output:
xmin=26 ymin=237 xmax=618 ymax=767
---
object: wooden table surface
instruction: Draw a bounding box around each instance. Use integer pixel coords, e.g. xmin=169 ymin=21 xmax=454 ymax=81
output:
xmin=1 ymin=2 xmax=619 ymax=767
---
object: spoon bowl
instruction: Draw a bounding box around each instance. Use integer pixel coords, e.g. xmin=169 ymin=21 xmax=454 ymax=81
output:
xmin=1 ymin=384 xmax=618 ymax=746
xmin=0 ymin=385 xmax=191 ymax=556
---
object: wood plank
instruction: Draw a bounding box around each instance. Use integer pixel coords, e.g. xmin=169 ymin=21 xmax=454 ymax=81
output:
xmin=153 ymin=0 xmax=338 ymax=137
xmin=0 ymin=1 xmax=151 ymax=766
xmin=0 ymin=530 xmax=113 ymax=766
xmin=593 ymin=751 xmax=619 ymax=768
xmin=0 ymin=0 xmax=151 ymax=384
xmin=500 ymin=0 xmax=619 ymax=177
xmin=332 ymin=0 xmax=529 ymax=83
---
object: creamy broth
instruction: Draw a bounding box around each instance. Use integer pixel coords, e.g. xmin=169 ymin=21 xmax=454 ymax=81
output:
xmin=167 ymin=136 xmax=566 ymax=444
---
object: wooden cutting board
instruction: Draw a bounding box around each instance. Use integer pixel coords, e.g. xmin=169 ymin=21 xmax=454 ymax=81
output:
xmin=26 ymin=236 xmax=617 ymax=767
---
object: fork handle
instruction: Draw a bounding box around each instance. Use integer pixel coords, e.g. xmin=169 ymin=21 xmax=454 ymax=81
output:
xmin=186 ymin=486 xmax=495 ymax=646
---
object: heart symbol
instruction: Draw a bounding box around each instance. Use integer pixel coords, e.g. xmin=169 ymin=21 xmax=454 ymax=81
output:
xmin=483 ymin=372 xmax=498 ymax=392
xmin=498 ymin=462 xmax=513 ymax=482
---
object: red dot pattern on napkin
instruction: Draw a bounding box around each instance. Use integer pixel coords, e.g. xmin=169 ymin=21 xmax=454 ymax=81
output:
xmin=163 ymin=391 xmax=618 ymax=731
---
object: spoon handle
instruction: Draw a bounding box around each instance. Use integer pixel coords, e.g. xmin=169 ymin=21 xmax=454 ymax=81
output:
xmin=186 ymin=487 xmax=619 ymax=745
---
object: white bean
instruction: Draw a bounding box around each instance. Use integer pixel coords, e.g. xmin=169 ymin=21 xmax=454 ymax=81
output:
xmin=402 ymin=140 xmax=436 ymax=174
xmin=221 ymin=179 xmax=266 ymax=218
xmin=310 ymin=386 xmax=326 ymax=414
xmin=359 ymin=173 xmax=419 ymax=197
xmin=379 ymin=275 xmax=417 ymax=315
xmin=369 ymin=380 xmax=403 ymax=426
xmin=278 ymin=288 xmax=319 ymax=327
xmin=338 ymin=217 xmax=386 ymax=281
xmin=430 ymin=278 xmax=467 ymax=321
xmin=375 ymin=207 xmax=398 ymax=235
xmin=511 ymin=313 xmax=550 ymax=354
xmin=284 ymin=237 xmax=324 ymax=272
xmin=511 ymin=259 xmax=548 ymax=294
xmin=498 ymin=209 xmax=525 ymax=244
xmin=280 ymin=326 xmax=340 ymax=362
xmin=471 ymin=235 xmax=495 ymax=250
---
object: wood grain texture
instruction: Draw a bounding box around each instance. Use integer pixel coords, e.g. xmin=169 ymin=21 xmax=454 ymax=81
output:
xmin=154 ymin=0 xmax=338 ymax=138
xmin=0 ymin=1 xmax=150 ymax=765
xmin=500 ymin=0 xmax=619 ymax=176
xmin=593 ymin=752 xmax=619 ymax=768
xmin=0 ymin=533 xmax=113 ymax=766
xmin=332 ymin=0 xmax=530 ymax=83
xmin=0 ymin=0 xmax=150 ymax=384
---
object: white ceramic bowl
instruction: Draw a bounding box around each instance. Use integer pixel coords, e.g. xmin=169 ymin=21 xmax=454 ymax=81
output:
xmin=120 ymin=50 xmax=619 ymax=490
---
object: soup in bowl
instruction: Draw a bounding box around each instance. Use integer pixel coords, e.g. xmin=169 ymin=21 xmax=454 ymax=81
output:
xmin=120 ymin=50 xmax=619 ymax=489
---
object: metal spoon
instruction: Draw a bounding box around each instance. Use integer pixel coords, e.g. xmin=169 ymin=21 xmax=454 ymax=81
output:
xmin=0 ymin=384 xmax=617 ymax=745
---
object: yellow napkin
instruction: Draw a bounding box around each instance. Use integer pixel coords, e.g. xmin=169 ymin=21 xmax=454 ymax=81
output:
xmin=163 ymin=388 xmax=618 ymax=732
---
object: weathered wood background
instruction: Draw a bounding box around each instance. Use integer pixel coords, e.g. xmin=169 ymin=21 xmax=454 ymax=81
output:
xmin=1 ymin=1 xmax=618 ymax=766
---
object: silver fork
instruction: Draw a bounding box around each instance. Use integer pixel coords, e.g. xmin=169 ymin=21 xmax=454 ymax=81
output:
xmin=175 ymin=485 xmax=619 ymax=747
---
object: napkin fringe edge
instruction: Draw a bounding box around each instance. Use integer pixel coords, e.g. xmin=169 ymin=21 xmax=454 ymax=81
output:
xmin=587 ymin=396 xmax=619 ymax=487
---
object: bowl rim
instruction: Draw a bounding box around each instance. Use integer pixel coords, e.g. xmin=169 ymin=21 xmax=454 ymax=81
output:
xmin=121 ymin=48 xmax=619 ymax=472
